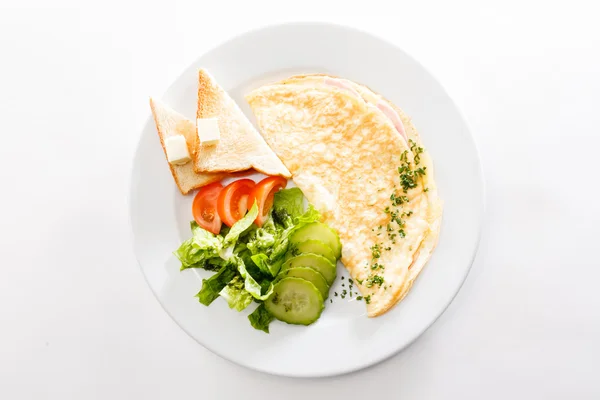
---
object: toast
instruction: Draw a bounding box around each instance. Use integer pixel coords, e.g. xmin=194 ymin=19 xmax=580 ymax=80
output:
xmin=194 ymin=69 xmax=291 ymax=178
xmin=149 ymin=97 xmax=226 ymax=194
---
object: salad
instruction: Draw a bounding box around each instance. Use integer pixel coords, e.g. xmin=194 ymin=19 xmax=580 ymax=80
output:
xmin=175 ymin=176 xmax=341 ymax=333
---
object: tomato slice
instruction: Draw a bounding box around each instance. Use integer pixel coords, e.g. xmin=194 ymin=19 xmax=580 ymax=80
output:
xmin=247 ymin=176 xmax=288 ymax=227
xmin=192 ymin=182 xmax=224 ymax=235
xmin=217 ymin=179 xmax=256 ymax=227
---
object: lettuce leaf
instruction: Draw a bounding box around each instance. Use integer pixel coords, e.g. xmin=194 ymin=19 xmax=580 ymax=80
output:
xmin=223 ymin=202 xmax=259 ymax=249
xmin=230 ymin=255 xmax=274 ymax=300
xmin=175 ymin=222 xmax=224 ymax=270
xmin=192 ymin=256 xmax=228 ymax=272
xmin=246 ymin=224 xmax=288 ymax=277
xmin=270 ymin=225 xmax=293 ymax=259
xmin=250 ymin=253 xmax=285 ymax=277
xmin=248 ymin=304 xmax=274 ymax=333
xmin=195 ymin=264 xmax=237 ymax=306
xmin=219 ymin=275 xmax=253 ymax=311
xmin=246 ymin=216 xmax=277 ymax=256
xmin=273 ymin=188 xmax=304 ymax=223
xmin=293 ymin=204 xmax=321 ymax=226
xmin=191 ymin=222 xmax=223 ymax=249
xmin=174 ymin=238 xmax=204 ymax=270
xmin=249 ymin=253 xmax=271 ymax=276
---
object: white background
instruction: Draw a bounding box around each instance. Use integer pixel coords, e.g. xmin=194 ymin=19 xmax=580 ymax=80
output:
xmin=1 ymin=0 xmax=599 ymax=399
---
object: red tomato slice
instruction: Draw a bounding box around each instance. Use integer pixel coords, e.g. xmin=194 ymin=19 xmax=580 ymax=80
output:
xmin=192 ymin=182 xmax=224 ymax=235
xmin=247 ymin=176 xmax=288 ymax=227
xmin=217 ymin=179 xmax=256 ymax=227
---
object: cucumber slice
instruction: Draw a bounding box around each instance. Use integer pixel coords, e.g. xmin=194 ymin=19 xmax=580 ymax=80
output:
xmin=288 ymin=239 xmax=336 ymax=264
xmin=265 ymin=277 xmax=324 ymax=325
xmin=276 ymin=267 xmax=330 ymax=299
xmin=281 ymin=254 xmax=336 ymax=285
xmin=290 ymin=222 xmax=342 ymax=259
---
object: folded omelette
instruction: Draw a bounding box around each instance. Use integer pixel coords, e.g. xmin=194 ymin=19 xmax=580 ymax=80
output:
xmin=246 ymin=75 xmax=443 ymax=317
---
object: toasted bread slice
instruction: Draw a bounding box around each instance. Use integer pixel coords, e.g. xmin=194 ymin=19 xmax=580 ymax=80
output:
xmin=149 ymin=97 xmax=226 ymax=194
xmin=194 ymin=69 xmax=291 ymax=178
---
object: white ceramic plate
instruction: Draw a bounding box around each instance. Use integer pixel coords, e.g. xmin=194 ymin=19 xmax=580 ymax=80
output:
xmin=129 ymin=23 xmax=484 ymax=377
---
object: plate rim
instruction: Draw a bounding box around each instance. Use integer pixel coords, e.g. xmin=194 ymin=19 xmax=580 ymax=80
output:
xmin=128 ymin=21 xmax=486 ymax=378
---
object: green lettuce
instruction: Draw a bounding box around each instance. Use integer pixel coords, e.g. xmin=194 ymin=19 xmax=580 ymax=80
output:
xmin=246 ymin=227 xmax=287 ymax=276
xmin=293 ymin=204 xmax=321 ymax=226
xmin=195 ymin=264 xmax=237 ymax=306
xmin=231 ymin=255 xmax=274 ymax=300
xmin=219 ymin=275 xmax=253 ymax=311
xmin=223 ymin=202 xmax=259 ymax=249
xmin=246 ymin=216 xmax=278 ymax=255
xmin=201 ymin=257 xmax=229 ymax=272
xmin=248 ymin=304 xmax=274 ymax=333
xmin=272 ymin=187 xmax=304 ymax=223
xmin=175 ymin=222 xmax=224 ymax=270
xmin=174 ymin=238 xmax=204 ymax=270
xmin=192 ymin=222 xmax=223 ymax=248
xmin=250 ymin=253 xmax=285 ymax=277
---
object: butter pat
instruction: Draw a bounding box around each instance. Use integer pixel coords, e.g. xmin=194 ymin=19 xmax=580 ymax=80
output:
xmin=197 ymin=117 xmax=221 ymax=146
xmin=164 ymin=135 xmax=191 ymax=165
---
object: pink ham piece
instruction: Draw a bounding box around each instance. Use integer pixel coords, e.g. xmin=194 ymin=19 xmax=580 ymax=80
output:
xmin=324 ymin=77 xmax=408 ymax=142
xmin=376 ymin=101 xmax=408 ymax=142
xmin=323 ymin=77 xmax=360 ymax=97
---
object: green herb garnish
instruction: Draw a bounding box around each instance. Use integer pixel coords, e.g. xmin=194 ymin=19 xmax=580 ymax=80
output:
xmin=409 ymin=139 xmax=424 ymax=165
xmin=371 ymin=243 xmax=381 ymax=259
xmin=366 ymin=275 xmax=385 ymax=288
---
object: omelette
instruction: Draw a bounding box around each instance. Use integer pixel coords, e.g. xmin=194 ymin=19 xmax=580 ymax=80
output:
xmin=246 ymin=75 xmax=443 ymax=317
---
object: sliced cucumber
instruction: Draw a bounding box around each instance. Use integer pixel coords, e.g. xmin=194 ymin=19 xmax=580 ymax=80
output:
xmin=276 ymin=267 xmax=330 ymax=299
xmin=287 ymin=239 xmax=336 ymax=264
xmin=265 ymin=277 xmax=324 ymax=325
xmin=281 ymin=254 xmax=336 ymax=285
xmin=290 ymin=222 xmax=342 ymax=259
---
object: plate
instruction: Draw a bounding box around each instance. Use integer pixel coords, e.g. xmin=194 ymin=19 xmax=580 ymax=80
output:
xmin=129 ymin=22 xmax=484 ymax=377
